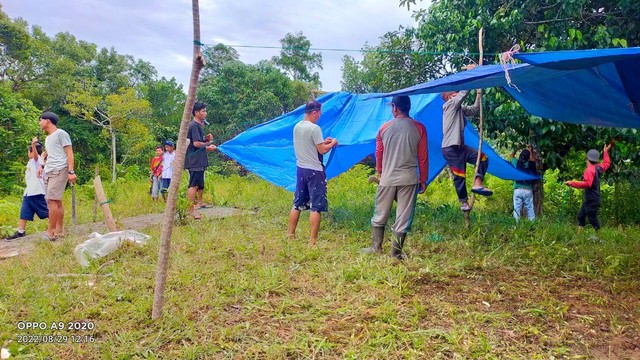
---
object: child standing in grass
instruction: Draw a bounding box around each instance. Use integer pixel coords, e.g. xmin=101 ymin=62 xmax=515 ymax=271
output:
xmin=161 ymin=140 xmax=176 ymax=201
xmin=4 ymin=137 xmax=48 ymax=241
xmin=150 ymin=145 xmax=164 ymax=202
xmin=509 ymin=145 xmax=538 ymax=222
xmin=565 ymin=144 xmax=611 ymax=232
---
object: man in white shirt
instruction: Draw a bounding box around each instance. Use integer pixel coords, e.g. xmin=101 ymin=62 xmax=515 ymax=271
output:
xmin=4 ymin=138 xmax=49 ymax=241
xmin=287 ymin=100 xmax=338 ymax=245
xmin=161 ymin=140 xmax=176 ymax=201
xmin=37 ymin=112 xmax=77 ymax=241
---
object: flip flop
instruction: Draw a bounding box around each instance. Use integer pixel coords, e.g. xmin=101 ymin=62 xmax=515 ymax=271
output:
xmin=42 ymin=232 xmax=57 ymax=241
xmin=197 ymin=204 xmax=213 ymax=209
xmin=471 ymin=187 xmax=493 ymax=196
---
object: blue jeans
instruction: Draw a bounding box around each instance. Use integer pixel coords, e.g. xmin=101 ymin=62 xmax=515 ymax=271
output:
xmin=513 ymin=188 xmax=534 ymax=221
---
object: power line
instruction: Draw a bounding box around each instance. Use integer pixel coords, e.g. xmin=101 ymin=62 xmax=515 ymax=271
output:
xmin=195 ymin=41 xmax=498 ymax=57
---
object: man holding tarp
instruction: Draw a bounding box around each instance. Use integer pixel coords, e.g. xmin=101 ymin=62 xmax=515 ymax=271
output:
xmin=287 ymin=100 xmax=338 ymax=246
xmin=441 ymin=87 xmax=492 ymax=211
xmin=365 ymin=95 xmax=428 ymax=260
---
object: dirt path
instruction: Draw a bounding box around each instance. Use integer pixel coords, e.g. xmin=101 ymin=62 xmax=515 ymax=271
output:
xmin=0 ymin=206 xmax=244 ymax=259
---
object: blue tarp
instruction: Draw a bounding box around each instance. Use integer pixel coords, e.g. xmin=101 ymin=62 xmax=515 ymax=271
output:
xmin=219 ymin=92 xmax=536 ymax=191
xmin=383 ymin=47 xmax=640 ymax=128
xmin=220 ymin=48 xmax=640 ymax=191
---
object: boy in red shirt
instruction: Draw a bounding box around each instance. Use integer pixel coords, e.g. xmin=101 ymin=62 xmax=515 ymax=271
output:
xmin=149 ymin=146 xmax=163 ymax=201
xmin=565 ymin=144 xmax=611 ymax=232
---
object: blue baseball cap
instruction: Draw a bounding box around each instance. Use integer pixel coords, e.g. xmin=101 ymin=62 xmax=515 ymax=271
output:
xmin=164 ymin=140 xmax=175 ymax=147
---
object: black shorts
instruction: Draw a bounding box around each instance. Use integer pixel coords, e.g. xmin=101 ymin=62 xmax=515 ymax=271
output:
xmin=188 ymin=170 xmax=205 ymax=190
xmin=292 ymin=167 xmax=328 ymax=212
xmin=20 ymin=194 xmax=49 ymax=221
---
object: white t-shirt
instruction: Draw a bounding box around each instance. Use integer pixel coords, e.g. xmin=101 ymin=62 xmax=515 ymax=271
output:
xmin=293 ymin=120 xmax=324 ymax=171
xmin=24 ymin=156 xmax=45 ymax=196
xmin=44 ymin=129 xmax=72 ymax=172
xmin=162 ymin=151 xmax=176 ymax=179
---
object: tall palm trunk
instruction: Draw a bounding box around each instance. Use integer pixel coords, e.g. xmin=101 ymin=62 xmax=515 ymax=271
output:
xmin=152 ymin=0 xmax=204 ymax=320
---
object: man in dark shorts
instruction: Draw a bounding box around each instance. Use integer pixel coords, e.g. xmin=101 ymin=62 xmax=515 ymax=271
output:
xmin=184 ymin=101 xmax=217 ymax=219
xmin=441 ymin=85 xmax=492 ymax=211
xmin=287 ymin=100 xmax=338 ymax=245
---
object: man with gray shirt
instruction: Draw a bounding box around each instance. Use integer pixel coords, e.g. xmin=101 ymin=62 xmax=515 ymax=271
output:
xmin=365 ymin=96 xmax=428 ymax=260
xmin=440 ymin=87 xmax=491 ymax=212
xmin=37 ymin=112 xmax=76 ymax=240
xmin=287 ymin=100 xmax=338 ymax=246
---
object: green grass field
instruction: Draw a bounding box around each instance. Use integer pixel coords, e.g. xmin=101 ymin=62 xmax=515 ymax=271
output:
xmin=1 ymin=165 xmax=639 ymax=359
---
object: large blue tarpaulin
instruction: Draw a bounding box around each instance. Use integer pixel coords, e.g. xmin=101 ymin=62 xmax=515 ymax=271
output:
xmin=383 ymin=47 xmax=640 ymax=128
xmin=219 ymin=92 xmax=536 ymax=191
xmin=219 ymin=48 xmax=639 ymax=191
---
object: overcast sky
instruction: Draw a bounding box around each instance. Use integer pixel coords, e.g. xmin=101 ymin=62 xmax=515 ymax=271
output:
xmin=2 ymin=0 xmax=417 ymax=91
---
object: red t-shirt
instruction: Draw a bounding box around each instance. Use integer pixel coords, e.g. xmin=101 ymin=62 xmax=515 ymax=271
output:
xmin=150 ymin=155 xmax=163 ymax=177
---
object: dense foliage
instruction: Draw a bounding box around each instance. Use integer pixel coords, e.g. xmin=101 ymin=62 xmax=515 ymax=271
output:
xmin=342 ymin=0 xmax=640 ymax=179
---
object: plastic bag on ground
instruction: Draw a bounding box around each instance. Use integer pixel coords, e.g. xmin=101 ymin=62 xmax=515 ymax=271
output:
xmin=75 ymin=230 xmax=150 ymax=268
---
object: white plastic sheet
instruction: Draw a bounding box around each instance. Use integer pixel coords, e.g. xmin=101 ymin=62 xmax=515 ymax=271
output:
xmin=74 ymin=230 xmax=150 ymax=268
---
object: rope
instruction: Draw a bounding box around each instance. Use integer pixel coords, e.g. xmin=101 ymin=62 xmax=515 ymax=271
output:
xmin=99 ymin=199 xmax=112 ymax=206
xmin=198 ymin=42 xmax=499 ymax=57
xmin=499 ymin=44 xmax=521 ymax=91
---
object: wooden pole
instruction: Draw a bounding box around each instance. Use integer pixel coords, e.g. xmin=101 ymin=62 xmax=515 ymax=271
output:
xmin=152 ymin=0 xmax=205 ymax=320
xmin=465 ymin=27 xmax=484 ymax=229
xmin=93 ymin=175 xmax=117 ymax=232
xmin=93 ymin=166 xmax=99 ymax=222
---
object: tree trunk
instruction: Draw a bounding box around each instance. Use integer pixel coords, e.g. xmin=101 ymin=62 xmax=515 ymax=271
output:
xmin=152 ymin=0 xmax=204 ymax=320
xmin=111 ymin=128 xmax=117 ymax=183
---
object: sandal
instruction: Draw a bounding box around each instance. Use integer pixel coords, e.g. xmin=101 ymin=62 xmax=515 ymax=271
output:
xmin=190 ymin=211 xmax=202 ymax=220
xmin=42 ymin=232 xmax=57 ymax=241
xmin=471 ymin=186 xmax=493 ymax=196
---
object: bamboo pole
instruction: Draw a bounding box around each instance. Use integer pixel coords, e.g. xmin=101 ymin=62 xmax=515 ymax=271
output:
xmin=465 ymin=27 xmax=484 ymax=229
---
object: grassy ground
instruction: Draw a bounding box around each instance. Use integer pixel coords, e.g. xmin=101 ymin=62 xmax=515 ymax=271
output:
xmin=0 ymin=165 xmax=639 ymax=359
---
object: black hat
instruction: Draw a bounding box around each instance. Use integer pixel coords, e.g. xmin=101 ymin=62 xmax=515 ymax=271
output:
xmin=391 ymin=95 xmax=411 ymax=113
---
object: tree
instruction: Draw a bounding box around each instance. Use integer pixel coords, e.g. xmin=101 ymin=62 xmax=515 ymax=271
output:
xmin=341 ymin=27 xmax=439 ymax=93
xmin=201 ymin=43 xmax=240 ymax=78
xmin=197 ymin=60 xmax=313 ymax=142
xmin=64 ymin=85 xmax=151 ymax=182
xmin=0 ymin=84 xmax=40 ymax=194
xmin=0 ymin=8 xmax=96 ymax=109
xmin=139 ymin=77 xmax=186 ymax=142
xmin=153 ymin=0 xmax=205 ymax=321
xmin=272 ymin=32 xmax=323 ymax=87
xmin=345 ymin=0 xmax=640 ymax=173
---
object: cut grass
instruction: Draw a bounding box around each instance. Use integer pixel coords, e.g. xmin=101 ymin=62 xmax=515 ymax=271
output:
xmin=0 ymin=165 xmax=639 ymax=358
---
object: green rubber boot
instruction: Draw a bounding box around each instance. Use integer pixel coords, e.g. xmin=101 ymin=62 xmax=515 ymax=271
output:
xmin=362 ymin=226 xmax=384 ymax=254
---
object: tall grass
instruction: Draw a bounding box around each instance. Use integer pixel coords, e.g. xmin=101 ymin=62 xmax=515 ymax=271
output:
xmin=0 ymin=165 xmax=638 ymax=358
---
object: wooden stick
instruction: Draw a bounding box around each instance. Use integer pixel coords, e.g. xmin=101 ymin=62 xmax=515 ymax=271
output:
xmin=93 ymin=175 xmax=117 ymax=232
xmin=46 ymin=273 xmax=113 ymax=278
xmin=465 ymin=27 xmax=485 ymax=229
xmin=93 ymin=166 xmax=99 ymax=222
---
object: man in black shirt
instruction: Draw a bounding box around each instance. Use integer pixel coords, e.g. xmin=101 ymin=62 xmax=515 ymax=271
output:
xmin=185 ymin=101 xmax=217 ymax=219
